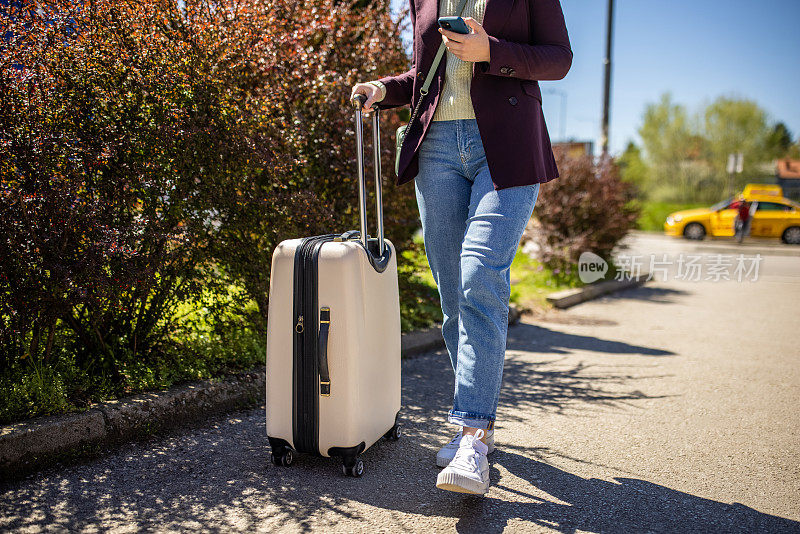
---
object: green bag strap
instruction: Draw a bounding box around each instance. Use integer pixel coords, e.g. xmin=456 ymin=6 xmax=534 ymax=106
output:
xmin=399 ymin=0 xmax=470 ymax=145
xmin=420 ymin=43 xmax=448 ymax=97
xmin=421 ymin=0 xmax=471 ymax=95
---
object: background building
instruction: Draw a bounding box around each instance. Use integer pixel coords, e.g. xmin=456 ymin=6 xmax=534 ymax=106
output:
xmin=776 ymin=158 xmax=800 ymax=201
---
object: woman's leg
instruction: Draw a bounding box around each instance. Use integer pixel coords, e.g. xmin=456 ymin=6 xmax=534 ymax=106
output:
xmin=414 ymin=120 xmax=473 ymax=373
xmin=447 ymin=119 xmax=540 ymax=431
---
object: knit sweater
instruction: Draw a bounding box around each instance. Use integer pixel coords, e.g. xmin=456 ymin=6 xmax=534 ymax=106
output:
xmin=432 ymin=0 xmax=486 ymax=121
xmin=372 ymin=0 xmax=486 ymax=121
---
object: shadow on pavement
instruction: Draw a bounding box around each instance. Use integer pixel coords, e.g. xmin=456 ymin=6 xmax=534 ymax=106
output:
xmin=3 ymin=421 xmax=796 ymax=533
xmin=506 ymin=322 xmax=675 ymax=358
xmin=480 ymin=447 xmax=800 ymax=534
xmin=597 ymin=285 xmax=689 ymax=304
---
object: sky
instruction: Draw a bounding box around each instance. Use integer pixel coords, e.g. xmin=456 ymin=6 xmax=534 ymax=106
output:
xmin=389 ymin=0 xmax=800 ymax=157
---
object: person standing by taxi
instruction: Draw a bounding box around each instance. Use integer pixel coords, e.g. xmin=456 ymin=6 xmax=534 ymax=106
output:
xmin=735 ymin=200 xmax=757 ymax=243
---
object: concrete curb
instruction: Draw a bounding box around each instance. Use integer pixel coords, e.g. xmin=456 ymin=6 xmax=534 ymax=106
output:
xmin=546 ymin=271 xmax=652 ymax=309
xmin=1 ymin=370 xmax=265 ymax=481
xmin=0 ymin=306 xmax=521 ymax=480
xmin=401 ymin=325 xmax=445 ymax=357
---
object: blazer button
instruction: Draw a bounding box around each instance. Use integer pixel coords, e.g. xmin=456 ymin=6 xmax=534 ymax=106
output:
xmin=508 ymin=68 xmax=516 ymax=76
xmin=499 ymin=66 xmax=509 ymax=75
xmin=508 ymin=96 xmax=518 ymax=106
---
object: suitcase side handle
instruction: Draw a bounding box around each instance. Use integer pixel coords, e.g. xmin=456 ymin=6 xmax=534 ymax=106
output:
xmin=318 ymin=306 xmax=331 ymax=397
xmin=351 ymin=94 xmax=385 ymax=257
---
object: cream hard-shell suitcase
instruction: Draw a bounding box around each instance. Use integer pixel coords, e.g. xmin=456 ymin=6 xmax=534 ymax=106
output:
xmin=266 ymin=96 xmax=401 ymax=477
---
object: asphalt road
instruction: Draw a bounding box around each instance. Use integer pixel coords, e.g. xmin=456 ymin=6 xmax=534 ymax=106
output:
xmin=2 ymin=233 xmax=799 ymax=533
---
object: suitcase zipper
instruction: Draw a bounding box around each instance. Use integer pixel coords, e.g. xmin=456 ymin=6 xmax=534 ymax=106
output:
xmin=292 ymin=233 xmax=337 ymax=454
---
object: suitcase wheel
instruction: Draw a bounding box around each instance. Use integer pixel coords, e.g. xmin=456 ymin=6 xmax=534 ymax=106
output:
xmin=342 ymin=457 xmax=364 ymax=477
xmin=271 ymin=449 xmax=294 ymax=467
xmin=384 ymin=423 xmax=402 ymax=441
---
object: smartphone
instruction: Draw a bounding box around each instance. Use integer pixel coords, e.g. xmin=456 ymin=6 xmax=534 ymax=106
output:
xmin=438 ymin=16 xmax=470 ymax=35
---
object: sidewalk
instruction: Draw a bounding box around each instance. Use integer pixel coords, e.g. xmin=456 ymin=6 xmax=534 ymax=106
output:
xmin=2 ymin=273 xmax=798 ymax=531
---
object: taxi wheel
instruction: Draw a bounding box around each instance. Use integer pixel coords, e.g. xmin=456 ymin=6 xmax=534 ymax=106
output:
xmin=782 ymin=226 xmax=800 ymax=245
xmin=683 ymin=223 xmax=706 ymax=241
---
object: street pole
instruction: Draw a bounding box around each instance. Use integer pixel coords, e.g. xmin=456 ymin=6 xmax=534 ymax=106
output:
xmin=735 ymin=152 xmax=743 ymax=196
xmin=727 ymin=153 xmax=735 ymax=199
xmin=601 ymin=0 xmax=614 ymax=159
xmin=727 ymin=152 xmax=744 ymax=198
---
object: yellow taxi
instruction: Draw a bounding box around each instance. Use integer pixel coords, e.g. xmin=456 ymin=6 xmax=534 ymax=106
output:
xmin=663 ymin=184 xmax=800 ymax=244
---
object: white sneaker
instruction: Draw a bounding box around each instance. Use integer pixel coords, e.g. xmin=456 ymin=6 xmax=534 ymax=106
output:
xmin=436 ymin=429 xmax=491 ymax=495
xmin=436 ymin=429 xmax=495 ymax=468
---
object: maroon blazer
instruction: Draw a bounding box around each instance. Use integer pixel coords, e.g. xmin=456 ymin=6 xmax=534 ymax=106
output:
xmin=377 ymin=0 xmax=572 ymax=191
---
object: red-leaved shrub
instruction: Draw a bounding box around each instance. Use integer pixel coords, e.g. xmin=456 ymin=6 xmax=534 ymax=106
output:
xmin=524 ymin=152 xmax=640 ymax=274
xmin=0 ymin=0 xmax=417 ymax=399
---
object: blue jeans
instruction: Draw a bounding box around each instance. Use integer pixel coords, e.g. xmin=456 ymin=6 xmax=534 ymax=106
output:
xmin=414 ymin=119 xmax=540 ymax=430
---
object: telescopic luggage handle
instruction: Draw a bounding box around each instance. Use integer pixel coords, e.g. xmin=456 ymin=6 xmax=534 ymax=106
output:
xmin=351 ymin=93 xmax=385 ymax=256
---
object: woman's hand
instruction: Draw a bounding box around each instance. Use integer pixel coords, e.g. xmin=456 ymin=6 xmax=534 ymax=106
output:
xmin=438 ymin=17 xmax=490 ymax=63
xmin=350 ymin=82 xmax=385 ymax=114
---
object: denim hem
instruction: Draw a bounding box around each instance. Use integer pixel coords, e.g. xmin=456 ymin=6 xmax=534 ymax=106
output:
xmin=447 ymin=410 xmax=495 ymax=430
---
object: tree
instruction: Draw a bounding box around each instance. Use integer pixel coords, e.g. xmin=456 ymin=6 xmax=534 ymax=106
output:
xmin=703 ymin=96 xmax=771 ymax=195
xmin=617 ymin=141 xmax=649 ymax=189
xmin=787 ymin=140 xmax=800 ymax=160
xmin=637 ymin=93 xmax=706 ymax=202
xmin=767 ymin=122 xmax=794 ymax=158
xmin=637 ymin=93 xmax=781 ymax=203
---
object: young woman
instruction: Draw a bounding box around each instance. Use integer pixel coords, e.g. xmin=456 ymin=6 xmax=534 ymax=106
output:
xmin=352 ymin=0 xmax=571 ymax=495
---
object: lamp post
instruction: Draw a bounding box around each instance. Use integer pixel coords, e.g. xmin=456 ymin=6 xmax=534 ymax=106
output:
xmin=601 ymin=0 xmax=614 ymax=159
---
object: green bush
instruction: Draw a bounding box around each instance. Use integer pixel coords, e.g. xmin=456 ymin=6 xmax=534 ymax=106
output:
xmin=398 ymin=242 xmax=443 ymax=333
xmin=636 ymin=200 xmax=707 ymax=232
